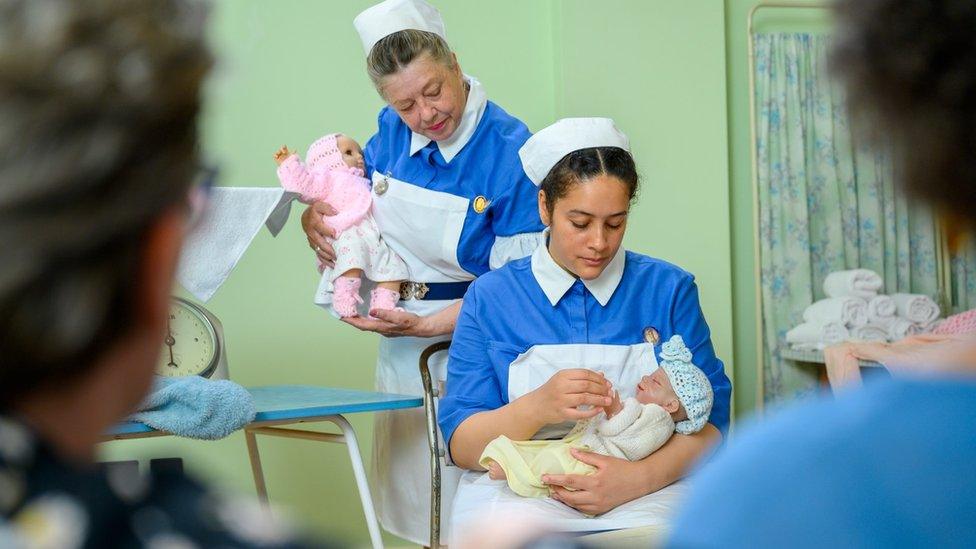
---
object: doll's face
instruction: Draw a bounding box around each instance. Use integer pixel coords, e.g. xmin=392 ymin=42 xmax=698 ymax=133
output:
xmin=336 ymin=134 xmax=365 ymax=172
xmin=636 ymin=368 xmax=686 ymax=420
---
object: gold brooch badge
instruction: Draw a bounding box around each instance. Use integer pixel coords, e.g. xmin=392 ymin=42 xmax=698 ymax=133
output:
xmin=473 ymin=195 xmax=490 ymax=214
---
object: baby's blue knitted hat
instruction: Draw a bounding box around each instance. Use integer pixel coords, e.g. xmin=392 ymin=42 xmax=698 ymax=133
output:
xmin=659 ymin=335 xmax=713 ymax=435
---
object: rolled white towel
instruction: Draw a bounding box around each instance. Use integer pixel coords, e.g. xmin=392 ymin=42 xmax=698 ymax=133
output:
xmin=891 ymin=317 xmax=920 ymax=340
xmin=802 ymin=297 xmax=868 ymax=327
xmin=891 ymin=293 xmax=940 ymax=323
xmin=866 ymin=295 xmax=896 ymax=321
xmin=823 ymin=269 xmax=883 ymax=299
xmin=868 ymin=316 xmax=919 ymax=341
xmin=918 ymin=318 xmax=944 ymax=334
xmin=789 ymin=343 xmax=824 ymax=351
xmin=786 ymin=321 xmax=850 ymax=349
xmin=850 ymin=324 xmax=889 ymax=343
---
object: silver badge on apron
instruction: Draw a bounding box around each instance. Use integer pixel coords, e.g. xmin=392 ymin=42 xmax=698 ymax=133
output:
xmin=374 ymin=172 xmax=390 ymax=195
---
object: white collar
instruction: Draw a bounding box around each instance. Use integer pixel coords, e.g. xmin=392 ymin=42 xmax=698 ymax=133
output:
xmin=409 ymin=74 xmax=487 ymax=163
xmin=530 ymin=231 xmax=626 ymax=307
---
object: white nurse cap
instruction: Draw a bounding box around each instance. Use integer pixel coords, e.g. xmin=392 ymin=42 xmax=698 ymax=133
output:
xmin=354 ymin=0 xmax=447 ymax=56
xmin=518 ymin=117 xmax=631 ymax=186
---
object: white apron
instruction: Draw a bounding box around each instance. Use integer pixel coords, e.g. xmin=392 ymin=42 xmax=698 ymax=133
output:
xmin=368 ymin=171 xmax=473 ymax=545
xmin=450 ymin=343 xmax=689 ymax=543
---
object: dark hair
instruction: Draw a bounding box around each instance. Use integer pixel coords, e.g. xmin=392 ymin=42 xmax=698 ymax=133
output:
xmin=831 ymin=0 xmax=976 ymax=225
xmin=540 ymin=147 xmax=639 ymax=216
xmin=0 ymin=0 xmax=212 ymax=408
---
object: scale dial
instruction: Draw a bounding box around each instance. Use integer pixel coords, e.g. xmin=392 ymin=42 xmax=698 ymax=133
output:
xmin=157 ymin=298 xmax=220 ymax=378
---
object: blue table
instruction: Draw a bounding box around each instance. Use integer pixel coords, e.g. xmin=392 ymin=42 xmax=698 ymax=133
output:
xmin=108 ymin=385 xmax=423 ymax=549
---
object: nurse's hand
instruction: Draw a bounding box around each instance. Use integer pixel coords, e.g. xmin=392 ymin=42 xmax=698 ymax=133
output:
xmin=544 ymin=449 xmax=642 ymax=515
xmin=341 ymin=301 xmax=460 ymax=338
xmin=526 ymin=369 xmax=613 ymax=425
xmin=301 ymin=201 xmax=338 ymax=268
xmin=342 ymin=308 xmax=433 ymax=338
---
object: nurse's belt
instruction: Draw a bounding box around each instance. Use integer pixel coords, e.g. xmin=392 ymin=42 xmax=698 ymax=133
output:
xmin=354 ymin=0 xmax=446 ymax=56
xmin=177 ymin=187 xmax=297 ymax=302
xmin=518 ymin=117 xmax=630 ymax=185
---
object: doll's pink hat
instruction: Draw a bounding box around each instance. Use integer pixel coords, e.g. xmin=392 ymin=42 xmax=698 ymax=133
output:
xmin=306 ymin=133 xmax=346 ymax=172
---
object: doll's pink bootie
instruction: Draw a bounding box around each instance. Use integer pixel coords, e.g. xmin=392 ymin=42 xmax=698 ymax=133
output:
xmin=368 ymin=287 xmax=402 ymax=319
xmin=332 ymin=276 xmax=364 ymax=318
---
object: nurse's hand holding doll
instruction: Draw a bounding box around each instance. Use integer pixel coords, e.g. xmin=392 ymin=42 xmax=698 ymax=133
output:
xmin=439 ymin=118 xmax=732 ymax=528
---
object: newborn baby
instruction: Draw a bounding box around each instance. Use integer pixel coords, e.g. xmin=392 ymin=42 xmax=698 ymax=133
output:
xmin=480 ymin=335 xmax=713 ymax=499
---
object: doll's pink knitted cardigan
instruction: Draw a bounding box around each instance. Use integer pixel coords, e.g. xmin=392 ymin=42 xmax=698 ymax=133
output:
xmin=276 ymin=133 xmax=371 ymax=237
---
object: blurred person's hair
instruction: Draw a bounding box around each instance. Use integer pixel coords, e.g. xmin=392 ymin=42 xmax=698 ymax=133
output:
xmin=832 ymin=0 xmax=976 ymax=232
xmin=0 ymin=0 xmax=212 ymax=408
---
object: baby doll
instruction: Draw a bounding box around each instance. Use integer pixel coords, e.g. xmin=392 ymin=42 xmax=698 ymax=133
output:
xmin=274 ymin=134 xmax=408 ymax=318
xmin=480 ymin=335 xmax=714 ymax=499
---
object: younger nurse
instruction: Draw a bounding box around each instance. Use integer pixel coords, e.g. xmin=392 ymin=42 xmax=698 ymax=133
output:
xmin=439 ymin=118 xmax=732 ymax=528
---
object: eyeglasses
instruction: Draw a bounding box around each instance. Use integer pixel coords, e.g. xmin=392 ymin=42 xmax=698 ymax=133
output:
xmin=185 ymin=164 xmax=218 ymax=232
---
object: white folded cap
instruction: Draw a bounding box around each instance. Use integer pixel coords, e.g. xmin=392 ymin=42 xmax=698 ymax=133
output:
xmin=354 ymin=0 xmax=447 ymax=56
xmin=518 ymin=118 xmax=630 ymax=186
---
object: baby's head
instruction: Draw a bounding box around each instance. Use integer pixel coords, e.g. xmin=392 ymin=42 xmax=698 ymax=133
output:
xmin=635 ymin=335 xmax=713 ymax=435
xmin=306 ymin=133 xmax=365 ymax=173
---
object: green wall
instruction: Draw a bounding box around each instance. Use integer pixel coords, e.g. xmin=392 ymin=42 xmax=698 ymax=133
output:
xmin=100 ymin=1 xmax=838 ymax=545
xmin=553 ymin=0 xmax=734 ymax=412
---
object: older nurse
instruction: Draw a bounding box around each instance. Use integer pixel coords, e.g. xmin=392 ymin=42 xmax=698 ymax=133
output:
xmin=300 ymin=0 xmax=543 ymax=544
xmin=439 ymin=118 xmax=732 ymax=533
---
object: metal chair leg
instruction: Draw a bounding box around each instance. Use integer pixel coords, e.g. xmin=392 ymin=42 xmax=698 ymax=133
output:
xmin=245 ymin=418 xmax=384 ymax=549
xmin=328 ymin=415 xmax=384 ymax=549
xmin=420 ymin=341 xmax=451 ymax=548
xmin=244 ymin=428 xmax=269 ymax=505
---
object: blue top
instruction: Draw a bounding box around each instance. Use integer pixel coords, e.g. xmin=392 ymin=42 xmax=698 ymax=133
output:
xmin=668 ymin=376 xmax=976 ymax=548
xmin=363 ymin=99 xmax=544 ymax=277
xmin=438 ymin=246 xmax=732 ymax=448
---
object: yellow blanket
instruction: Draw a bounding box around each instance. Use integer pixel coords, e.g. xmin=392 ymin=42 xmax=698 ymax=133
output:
xmin=479 ymin=432 xmax=595 ymax=498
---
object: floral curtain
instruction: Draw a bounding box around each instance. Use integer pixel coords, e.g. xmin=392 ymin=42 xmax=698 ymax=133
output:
xmin=753 ymin=33 xmax=939 ymax=404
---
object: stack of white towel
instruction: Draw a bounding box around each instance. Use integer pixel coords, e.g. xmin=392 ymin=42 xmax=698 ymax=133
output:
xmin=786 ymin=269 xmax=941 ymax=350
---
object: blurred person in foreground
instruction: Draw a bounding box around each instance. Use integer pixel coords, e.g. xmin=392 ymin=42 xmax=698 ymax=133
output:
xmin=0 ymin=1 xmax=323 ymax=546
